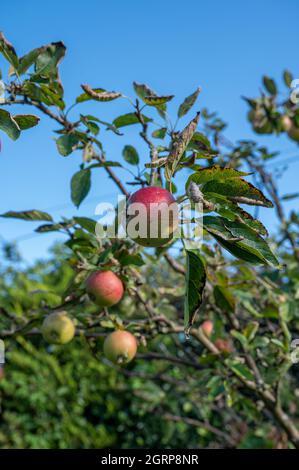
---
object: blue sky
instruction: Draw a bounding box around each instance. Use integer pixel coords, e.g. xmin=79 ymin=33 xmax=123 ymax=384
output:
xmin=0 ymin=0 xmax=299 ymax=263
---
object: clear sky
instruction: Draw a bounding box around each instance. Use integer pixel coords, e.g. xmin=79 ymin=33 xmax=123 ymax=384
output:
xmin=0 ymin=0 xmax=298 ymax=263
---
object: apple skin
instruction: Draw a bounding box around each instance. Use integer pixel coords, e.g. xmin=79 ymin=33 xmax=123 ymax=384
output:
xmin=126 ymin=186 xmax=178 ymax=247
xmin=41 ymin=311 xmax=75 ymax=345
xmin=201 ymin=320 xmax=213 ymax=338
xmin=214 ymin=338 xmax=233 ymax=354
xmin=86 ymin=271 xmax=124 ymax=307
xmin=281 ymin=115 xmax=293 ymax=132
xmin=103 ymin=330 xmax=137 ymax=364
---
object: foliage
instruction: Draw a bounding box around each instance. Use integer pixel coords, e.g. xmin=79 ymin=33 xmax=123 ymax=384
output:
xmin=0 ymin=32 xmax=299 ymax=449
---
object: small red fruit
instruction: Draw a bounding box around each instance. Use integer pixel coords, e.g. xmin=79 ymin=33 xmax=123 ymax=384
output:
xmin=126 ymin=186 xmax=179 ymax=247
xmin=201 ymin=320 xmax=213 ymax=338
xmin=103 ymin=330 xmax=137 ymax=364
xmin=214 ymin=338 xmax=233 ymax=354
xmin=86 ymin=271 xmax=124 ymax=307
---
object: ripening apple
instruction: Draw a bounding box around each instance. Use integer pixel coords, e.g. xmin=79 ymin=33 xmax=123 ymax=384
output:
xmin=201 ymin=320 xmax=213 ymax=338
xmin=126 ymin=186 xmax=179 ymax=247
xmin=86 ymin=270 xmax=124 ymax=307
xmin=281 ymin=115 xmax=293 ymax=132
xmin=41 ymin=311 xmax=75 ymax=345
xmin=103 ymin=330 xmax=137 ymax=364
xmin=214 ymin=338 xmax=233 ymax=354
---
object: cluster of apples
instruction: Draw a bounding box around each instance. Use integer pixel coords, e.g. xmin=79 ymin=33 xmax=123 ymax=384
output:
xmin=200 ymin=320 xmax=233 ymax=353
xmin=41 ymin=270 xmax=137 ymax=364
xmin=41 ymin=187 xmax=178 ymax=364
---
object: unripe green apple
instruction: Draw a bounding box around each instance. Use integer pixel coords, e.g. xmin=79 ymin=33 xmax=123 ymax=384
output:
xmin=288 ymin=125 xmax=299 ymax=143
xmin=41 ymin=311 xmax=75 ymax=345
xmin=214 ymin=338 xmax=233 ymax=354
xmin=126 ymin=186 xmax=179 ymax=247
xmin=86 ymin=270 xmax=124 ymax=307
xmin=201 ymin=320 xmax=213 ymax=338
xmin=103 ymin=330 xmax=137 ymax=364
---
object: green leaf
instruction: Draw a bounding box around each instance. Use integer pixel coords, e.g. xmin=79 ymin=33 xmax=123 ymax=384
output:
xmin=122 ymin=145 xmax=139 ymax=165
xmin=1 ymin=210 xmax=52 ymax=222
xmin=13 ymin=114 xmax=40 ymax=130
xmin=178 ymin=87 xmax=201 ymax=118
xmin=203 ymin=216 xmax=280 ymax=267
xmin=22 ymin=82 xmax=64 ymax=109
xmin=0 ymin=32 xmax=19 ymax=69
xmin=283 ymin=70 xmax=293 ymax=88
xmin=187 ymin=132 xmax=212 ymax=153
xmin=117 ymin=253 xmax=145 ymax=267
xmin=0 ymin=109 xmax=20 ymax=140
xmin=263 ymin=76 xmax=277 ymax=95
xmin=113 ymin=112 xmax=152 ymax=128
xmin=143 ymin=95 xmax=174 ymax=106
xmin=56 ymin=134 xmax=79 ymax=156
xmin=214 ymin=285 xmax=235 ymax=313
xmin=203 ymin=192 xmax=268 ymax=235
xmin=74 ymin=216 xmax=96 ymax=234
xmin=17 ymin=46 xmax=46 ymax=75
xmin=76 ymin=88 xmax=105 ymax=103
xmin=71 ymin=169 xmax=91 ymax=208
xmin=152 ymin=127 xmax=167 ymax=139
xmin=226 ymin=359 xmax=255 ymax=382
xmin=184 ymin=249 xmax=206 ymax=330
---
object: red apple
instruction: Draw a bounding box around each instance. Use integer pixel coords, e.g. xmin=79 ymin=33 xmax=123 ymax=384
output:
xmin=103 ymin=330 xmax=137 ymax=364
xmin=86 ymin=270 xmax=124 ymax=307
xmin=201 ymin=320 xmax=213 ymax=338
xmin=214 ymin=338 xmax=233 ymax=354
xmin=126 ymin=186 xmax=179 ymax=247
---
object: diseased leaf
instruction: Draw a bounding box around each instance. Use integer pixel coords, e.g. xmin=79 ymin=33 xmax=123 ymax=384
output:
xmin=122 ymin=145 xmax=139 ymax=165
xmin=133 ymin=82 xmax=167 ymax=118
xmin=165 ymin=112 xmax=200 ymax=181
xmin=22 ymin=81 xmax=65 ymax=109
xmin=143 ymin=95 xmax=174 ymax=106
xmin=76 ymin=88 xmax=105 ymax=103
xmin=202 ymin=178 xmax=273 ymax=208
xmin=178 ymin=87 xmax=201 ymax=118
xmin=71 ymin=169 xmax=91 ymax=208
xmin=81 ymin=84 xmax=121 ymax=102
xmin=113 ymin=112 xmax=152 ymax=128
xmin=0 ymin=32 xmax=19 ymax=69
xmin=186 ymin=166 xmax=249 ymax=188
xmin=184 ymin=249 xmax=206 ymax=330
xmin=0 ymin=109 xmax=20 ymax=140
xmin=13 ymin=114 xmax=40 ymax=130
xmin=35 ymin=222 xmax=69 ymax=233
xmin=56 ymin=134 xmax=80 ymax=156
xmin=187 ymin=132 xmax=213 ymax=153
xmin=1 ymin=210 xmax=52 ymax=222
xmin=33 ymin=41 xmax=66 ymax=79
